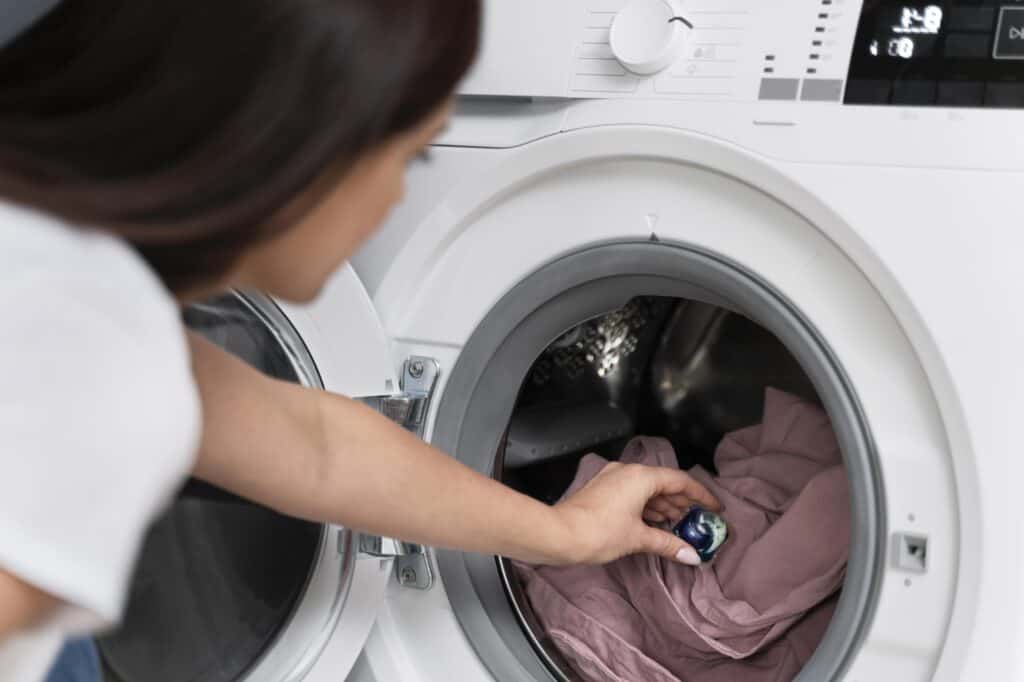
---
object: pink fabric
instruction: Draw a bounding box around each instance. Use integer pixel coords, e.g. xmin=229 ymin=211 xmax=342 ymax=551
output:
xmin=515 ymin=389 xmax=850 ymax=682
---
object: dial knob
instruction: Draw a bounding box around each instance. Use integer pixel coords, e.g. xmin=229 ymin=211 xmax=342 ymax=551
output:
xmin=609 ymin=0 xmax=688 ymax=75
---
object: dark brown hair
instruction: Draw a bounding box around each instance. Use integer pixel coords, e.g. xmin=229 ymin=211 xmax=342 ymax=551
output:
xmin=0 ymin=0 xmax=480 ymax=292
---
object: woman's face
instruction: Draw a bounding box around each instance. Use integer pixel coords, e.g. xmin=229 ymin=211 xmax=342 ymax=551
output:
xmin=231 ymin=102 xmax=452 ymax=302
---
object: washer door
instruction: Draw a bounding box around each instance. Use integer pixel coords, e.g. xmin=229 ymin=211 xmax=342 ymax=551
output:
xmin=98 ymin=264 xmax=398 ymax=682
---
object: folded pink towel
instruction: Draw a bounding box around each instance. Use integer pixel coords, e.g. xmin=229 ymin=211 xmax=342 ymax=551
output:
xmin=515 ymin=389 xmax=850 ymax=682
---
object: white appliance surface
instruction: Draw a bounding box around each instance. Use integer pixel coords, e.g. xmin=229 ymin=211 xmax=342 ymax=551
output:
xmin=251 ymin=2 xmax=1023 ymax=681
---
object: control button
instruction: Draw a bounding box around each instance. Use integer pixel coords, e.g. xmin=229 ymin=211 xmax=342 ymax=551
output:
xmin=945 ymin=33 xmax=991 ymax=58
xmin=844 ymin=79 xmax=891 ymax=104
xmin=609 ymin=0 xmax=687 ymax=75
xmin=800 ymin=79 xmax=844 ymax=102
xmin=758 ymin=78 xmax=800 ymax=101
xmin=892 ymin=80 xmax=937 ymax=105
xmin=937 ymin=80 xmax=985 ymax=106
xmin=984 ymin=82 xmax=1024 ymax=107
xmin=994 ymin=7 xmax=1024 ymax=59
xmin=948 ymin=7 xmax=995 ymax=31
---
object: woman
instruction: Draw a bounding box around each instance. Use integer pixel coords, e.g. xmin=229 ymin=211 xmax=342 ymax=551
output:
xmin=0 ymin=1 xmax=720 ymax=679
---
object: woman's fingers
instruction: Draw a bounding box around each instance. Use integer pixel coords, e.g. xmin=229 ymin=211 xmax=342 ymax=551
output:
xmin=644 ymin=467 xmax=721 ymax=511
xmin=636 ymin=525 xmax=702 ymax=566
xmin=660 ymin=492 xmax=692 ymax=509
xmin=648 ymin=497 xmax=684 ymax=522
xmin=643 ymin=509 xmax=667 ymax=524
xmin=644 ymin=492 xmax=713 ymax=525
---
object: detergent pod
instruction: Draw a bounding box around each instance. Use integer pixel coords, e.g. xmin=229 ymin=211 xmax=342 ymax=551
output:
xmin=672 ymin=506 xmax=728 ymax=563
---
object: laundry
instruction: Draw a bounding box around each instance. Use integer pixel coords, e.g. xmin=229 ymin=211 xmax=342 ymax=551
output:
xmin=514 ymin=388 xmax=850 ymax=682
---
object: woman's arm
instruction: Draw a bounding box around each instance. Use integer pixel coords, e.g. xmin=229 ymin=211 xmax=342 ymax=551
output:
xmin=189 ymin=333 xmax=718 ymax=566
xmin=0 ymin=570 xmax=56 ymax=639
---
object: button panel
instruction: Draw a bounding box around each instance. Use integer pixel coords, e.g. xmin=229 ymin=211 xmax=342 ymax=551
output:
xmin=936 ymin=80 xmax=985 ymax=106
xmin=945 ymin=33 xmax=991 ymax=58
xmin=801 ymin=78 xmax=845 ymax=101
xmin=846 ymin=1 xmax=1024 ymax=108
xmin=948 ymin=7 xmax=996 ymax=32
xmin=846 ymin=79 xmax=893 ymax=104
xmin=758 ymin=78 xmax=800 ymax=101
xmin=984 ymin=81 xmax=1024 ymax=106
xmin=994 ymin=7 xmax=1024 ymax=59
xmin=893 ymin=80 xmax=938 ymax=105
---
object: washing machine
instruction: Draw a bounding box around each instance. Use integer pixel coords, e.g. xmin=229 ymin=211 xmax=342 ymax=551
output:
xmin=96 ymin=1 xmax=1020 ymax=681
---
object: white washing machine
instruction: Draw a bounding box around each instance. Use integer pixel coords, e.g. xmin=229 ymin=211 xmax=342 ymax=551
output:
xmin=98 ymin=1 xmax=1022 ymax=681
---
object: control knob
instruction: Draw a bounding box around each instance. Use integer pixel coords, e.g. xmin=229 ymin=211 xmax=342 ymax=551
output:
xmin=610 ymin=0 xmax=691 ymax=75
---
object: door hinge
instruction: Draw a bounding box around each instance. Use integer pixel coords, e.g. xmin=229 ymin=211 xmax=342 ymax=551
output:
xmin=359 ymin=356 xmax=440 ymax=590
xmin=380 ymin=356 xmax=439 ymax=439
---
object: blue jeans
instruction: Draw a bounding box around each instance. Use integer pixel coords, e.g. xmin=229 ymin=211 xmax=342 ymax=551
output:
xmin=45 ymin=638 xmax=100 ymax=682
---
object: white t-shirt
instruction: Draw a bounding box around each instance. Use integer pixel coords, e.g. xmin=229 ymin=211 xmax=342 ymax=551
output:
xmin=0 ymin=202 xmax=201 ymax=680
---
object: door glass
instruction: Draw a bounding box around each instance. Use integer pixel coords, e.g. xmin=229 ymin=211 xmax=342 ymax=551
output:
xmin=97 ymin=294 xmax=323 ymax=682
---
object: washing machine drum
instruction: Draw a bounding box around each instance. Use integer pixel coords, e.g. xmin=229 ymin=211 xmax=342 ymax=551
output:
xmin=97 ymin=295 xmax=322 ymax=682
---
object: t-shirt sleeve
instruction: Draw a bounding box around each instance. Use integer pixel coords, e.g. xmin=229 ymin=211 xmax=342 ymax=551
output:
xmin=0 ymin=244 xmax=200 ymax=631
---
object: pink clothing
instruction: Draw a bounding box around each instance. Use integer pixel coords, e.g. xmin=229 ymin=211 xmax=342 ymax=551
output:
xmin=515 ymin=389 xmax=849 ymax=682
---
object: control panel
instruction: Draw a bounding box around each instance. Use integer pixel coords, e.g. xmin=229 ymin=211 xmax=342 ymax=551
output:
xmin=568 ymin=0 xmax=862 ymax=103
xmin=456 ymin=0 xmax=1024 ymax=169
xmin=556 ymin=0 xmax=1024 ymax=107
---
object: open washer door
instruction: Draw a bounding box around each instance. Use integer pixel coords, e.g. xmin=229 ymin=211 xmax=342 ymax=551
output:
xmin=267 ymin=262 xmax=426 ymax=682
xmin=99 ymin=263 xmax=415 ymax=682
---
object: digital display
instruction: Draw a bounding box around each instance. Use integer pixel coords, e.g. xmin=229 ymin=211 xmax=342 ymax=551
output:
xmin=846 ymin=1 xmax=1024 ymax=107
xmin=868 ymin=5 xmax=944 ymax=59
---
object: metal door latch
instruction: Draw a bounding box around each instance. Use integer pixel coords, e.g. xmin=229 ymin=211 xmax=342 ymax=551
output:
xmin=357 ymin=535 xmax=433 ymax=590
xmin=359 ymin=356 xmax=440 ymax=590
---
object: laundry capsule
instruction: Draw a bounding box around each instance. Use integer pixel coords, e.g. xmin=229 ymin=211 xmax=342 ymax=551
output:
xmin=672 ymin=507 xmax=728 ymax=562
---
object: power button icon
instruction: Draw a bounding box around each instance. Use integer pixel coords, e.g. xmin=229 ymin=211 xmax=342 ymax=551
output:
xmin=994 ymin=7 xmax=1024 ymax=59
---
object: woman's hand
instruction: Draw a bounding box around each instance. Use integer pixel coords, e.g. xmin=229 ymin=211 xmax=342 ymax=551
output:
xmin=552 ymin=462 xmax=721 ymax=567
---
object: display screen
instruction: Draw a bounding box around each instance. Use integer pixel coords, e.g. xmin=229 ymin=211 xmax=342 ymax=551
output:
xmin=846 ymin=1 xmax=1024 ymax=107
xmin=868 ymin=5 xmax=944 ymax=59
